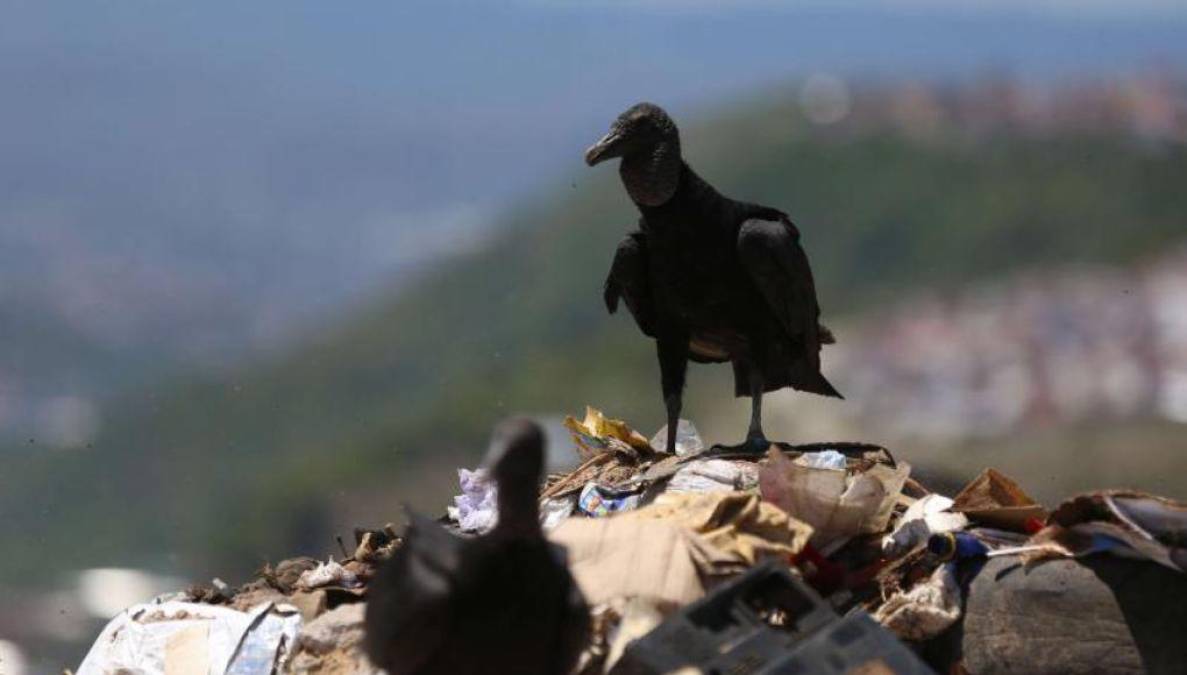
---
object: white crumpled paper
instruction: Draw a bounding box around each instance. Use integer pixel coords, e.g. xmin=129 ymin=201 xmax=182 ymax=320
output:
xmin=447 ymin=467 xmax=499 ymax=533
xmin=77 ymin=600 xmax=302 ymax=675
xmin=882 ymin=494 xmax=969 ymax=559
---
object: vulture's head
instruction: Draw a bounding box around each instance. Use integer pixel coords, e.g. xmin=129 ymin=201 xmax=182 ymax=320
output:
xmin=585 ymin=102 xmax=679 ymax=167
xmin=481 ymin=417 xmax=545 ymax=498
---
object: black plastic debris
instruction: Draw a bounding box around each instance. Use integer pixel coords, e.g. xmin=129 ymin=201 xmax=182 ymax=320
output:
xmin=610 ymin=561 xmax=934 ymax=675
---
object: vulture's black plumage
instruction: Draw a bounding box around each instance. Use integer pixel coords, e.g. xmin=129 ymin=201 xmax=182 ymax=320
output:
xmin=586 ymin=102 xmax=841 ymax=453
xmin=363 ymin=418 xmax=590 ymax=675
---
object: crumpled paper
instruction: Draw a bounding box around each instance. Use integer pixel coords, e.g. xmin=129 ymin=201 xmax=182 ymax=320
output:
xmin=565 ymin=406 xmax=653 ymax=460
xmin=882 ymin=494 xmax=969 ymax=559
xmin=759 ymin=447 xmax=910 ymax=550
xmin=873 ymin=563 xmax=962 ymax=641
xmin=628 ymin=491 xmax=813 ymax=572
xmin=550 ymin=491 xmax=813 ymax=606
xmin=447 ymin=467 xmax=498 ymax=533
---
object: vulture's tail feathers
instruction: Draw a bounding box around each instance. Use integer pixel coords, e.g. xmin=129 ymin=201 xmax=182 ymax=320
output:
xmin=801 ymin=371 xmax=844 ymax=399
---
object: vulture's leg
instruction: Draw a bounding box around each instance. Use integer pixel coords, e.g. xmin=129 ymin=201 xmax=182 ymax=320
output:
xmin=656 ymin=332 xmax=689 ymax=455
xmin=746 ymin=363 xmax=768 ymax=451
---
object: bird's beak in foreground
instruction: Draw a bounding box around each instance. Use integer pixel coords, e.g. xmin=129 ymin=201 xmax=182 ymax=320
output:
xmin=584 ymin=131 xmax=624 ymax=166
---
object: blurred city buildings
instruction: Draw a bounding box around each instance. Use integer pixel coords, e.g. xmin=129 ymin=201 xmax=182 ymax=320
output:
xmin=831 ymin=246 xmax=1187 ymax=441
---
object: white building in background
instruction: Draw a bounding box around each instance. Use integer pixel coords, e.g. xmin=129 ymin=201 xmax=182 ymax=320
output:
xmin=821 ymin=248 xmax=1187 ymax=443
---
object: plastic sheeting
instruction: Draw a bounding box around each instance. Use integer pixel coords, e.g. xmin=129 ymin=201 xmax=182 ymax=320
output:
xmin=77 ymin=601 xmax=302 ymax=675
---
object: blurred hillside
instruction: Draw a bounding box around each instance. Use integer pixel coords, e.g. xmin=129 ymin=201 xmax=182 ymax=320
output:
xmin=5 ymin=78 xmax=1187 ymax=599
xmin=5 ymin=0 xmax=1187 ymax=455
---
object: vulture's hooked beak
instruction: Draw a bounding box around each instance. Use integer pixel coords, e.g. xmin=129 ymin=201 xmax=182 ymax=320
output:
xmin=584 ymin=130 xmax=624 ymax=166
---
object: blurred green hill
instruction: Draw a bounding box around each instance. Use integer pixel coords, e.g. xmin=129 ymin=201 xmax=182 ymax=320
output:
xmin=3 ymin=93 xmax=1186 ymax=586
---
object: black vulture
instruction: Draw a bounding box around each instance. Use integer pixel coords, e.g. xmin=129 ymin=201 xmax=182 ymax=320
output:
xmin=586 ymin=102 xmax=841 ymax=454
xmin=363 ymin=418 xmax=590 ymax=675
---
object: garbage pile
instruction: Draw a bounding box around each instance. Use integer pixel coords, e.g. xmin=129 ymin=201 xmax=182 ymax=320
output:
xmin=75 ymin=529 xmax=398 ymax=674
xmin=75 ymin=407 xmax=1187 ymax=674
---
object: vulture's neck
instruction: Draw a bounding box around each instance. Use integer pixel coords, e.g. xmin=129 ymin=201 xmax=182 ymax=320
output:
xmin=620 ymin=139 xmax=681 ymax=207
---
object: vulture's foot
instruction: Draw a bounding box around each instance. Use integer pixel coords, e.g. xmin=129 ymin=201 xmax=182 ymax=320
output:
xmin=741 ymin=432 xmax=772 ymax=454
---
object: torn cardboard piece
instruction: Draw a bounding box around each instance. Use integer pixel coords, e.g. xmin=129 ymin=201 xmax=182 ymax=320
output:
xmin=951 ymin=468 xmax=1047 ymax=533
xmin=549 ymin=517 xmax=708 ymax=606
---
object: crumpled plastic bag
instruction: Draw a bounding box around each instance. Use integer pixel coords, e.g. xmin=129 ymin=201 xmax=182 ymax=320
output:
xmin=795 ymin=449 xmax=847 ymax=470
xmin=648 ymin=419 xmax=704 ymax=457
xmin=540 ymin=494 xmax=577 ymax=531
xmin=447 ymin=467 xmax=498 ymax=533
xmin=77 ymin=601 xmax=302 ymax=675
xmin=759 ymin=447 xmax=910 ymax=550
xmin=666 ymin=459 xmax=757 ymax=493
xmin=874 ymin=563 xmax=962 ymax=641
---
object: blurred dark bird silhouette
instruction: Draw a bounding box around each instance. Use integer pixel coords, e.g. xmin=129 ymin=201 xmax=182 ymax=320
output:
xmin=586 ymin=102 xmax=841 ymax=453
xmin=363 ymin=418 xmax=590 ymax=675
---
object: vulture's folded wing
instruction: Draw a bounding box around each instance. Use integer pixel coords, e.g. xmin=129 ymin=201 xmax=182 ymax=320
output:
xmin=604 ymin=230 xmax=657 ymax=338
xmin=736 ymin=218 xmax=823 ymax=363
